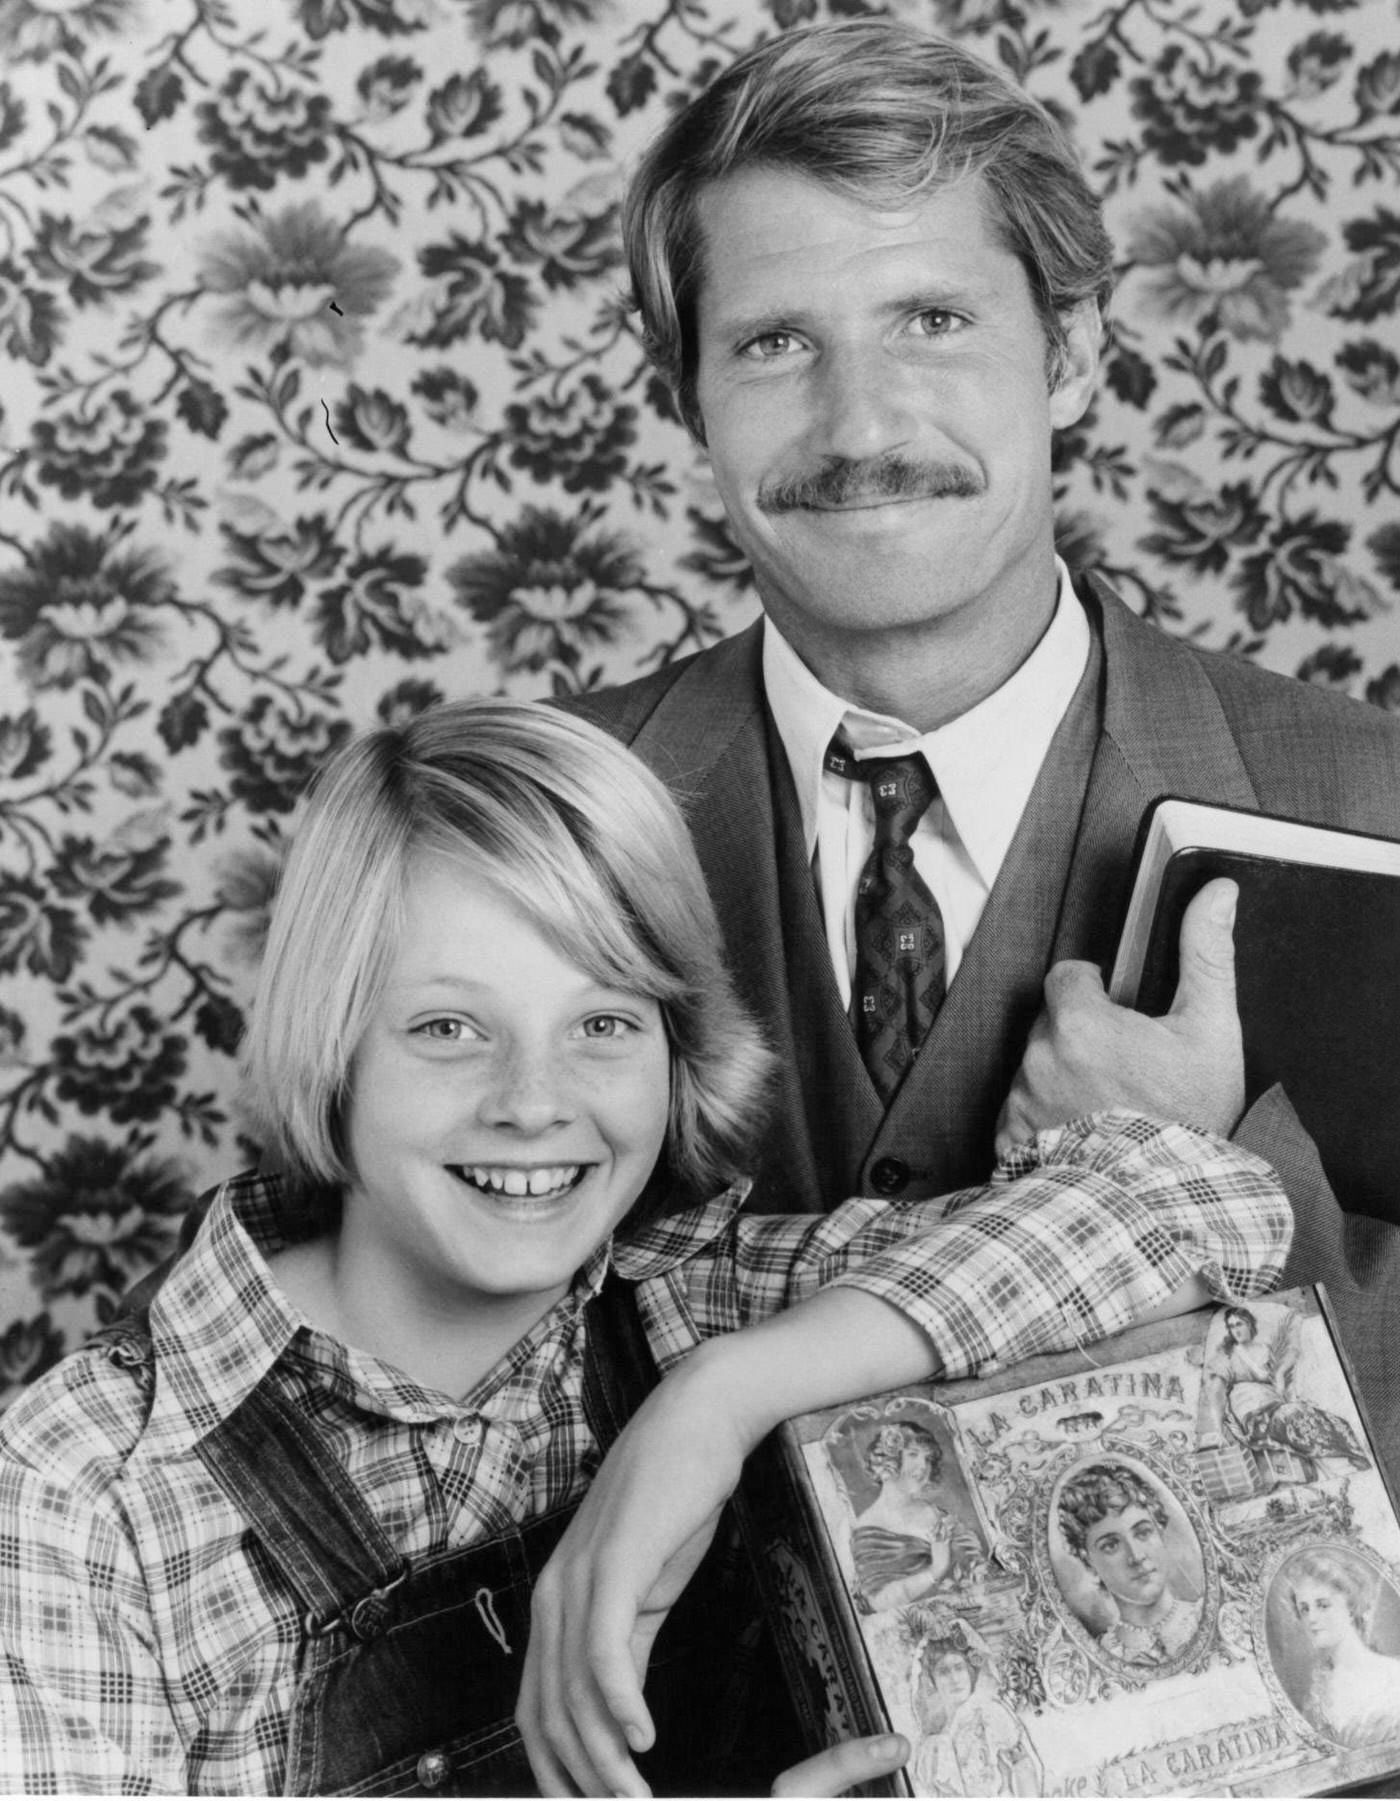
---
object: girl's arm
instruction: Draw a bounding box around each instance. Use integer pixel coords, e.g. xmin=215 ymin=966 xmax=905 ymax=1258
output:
xmin=0 ymin=1449 xmax=186 ymax=1795
xmin=518 ymin=1111 xmax=1290 ymax=1798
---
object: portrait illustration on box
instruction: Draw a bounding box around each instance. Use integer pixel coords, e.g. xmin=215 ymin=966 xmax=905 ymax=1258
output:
xmin=820 ymin=1401 xmax=995 ymax=1619
xmin=816 ymin=1398 xmax=1036 ymax=1748
xmin=1262 ymin=1543 xmax=1400 ymax=1753
xmin=1196 ymin=1302 xmax=1371 ymax=1499
xmin=908 ymin=1625 xmax=1045 ymax=1799
xmin=1048 ymin=1457 xmax=1209 ymax=1675
xmin=778 ymin=1294 xmax=1400 ymax=1795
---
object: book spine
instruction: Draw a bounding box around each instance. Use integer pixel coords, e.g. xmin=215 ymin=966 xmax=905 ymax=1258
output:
xmin=740 ymin=1425 xmax=910 ymax=1798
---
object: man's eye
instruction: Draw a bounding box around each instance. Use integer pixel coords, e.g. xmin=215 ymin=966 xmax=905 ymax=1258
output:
xmin=911 ymin=309 xmax=958 ymax=336
xmin=739 ymin=330 xmax=800 ymax=360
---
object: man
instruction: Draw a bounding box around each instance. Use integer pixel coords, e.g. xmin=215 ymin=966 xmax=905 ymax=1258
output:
xmin=567 ymin=17 xmax=1400 ymax=1472
xmin=526 ymin=17 xmax=1400 ymax=1791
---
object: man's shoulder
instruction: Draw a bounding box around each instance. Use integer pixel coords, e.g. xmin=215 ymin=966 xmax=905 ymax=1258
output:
xmin=1178 ymin=634 xmax=1400 ymax=826
xmin=557 ymin=655 xmax=695 ymax=746
xmin=556 ymin=621 xmax=763 ymax=748
xmin=1093 ymin=576 xmax=1400 ymax=826
xmin=1184 ymin=633 xmax=1400 ymax=750
xmin=1098 ymin=578 xmax=1400 ymax=750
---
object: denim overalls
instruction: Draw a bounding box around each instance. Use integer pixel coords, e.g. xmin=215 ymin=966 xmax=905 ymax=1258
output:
xmin=99 ymin=1271 xmax=741 ymax=1796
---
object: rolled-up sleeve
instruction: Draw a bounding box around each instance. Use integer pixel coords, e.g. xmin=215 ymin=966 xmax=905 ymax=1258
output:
xmin=0 ymin=1426 xmax=186 ymax=1793
xmin=675 ymin=1111 xmax=1290 ymax=1380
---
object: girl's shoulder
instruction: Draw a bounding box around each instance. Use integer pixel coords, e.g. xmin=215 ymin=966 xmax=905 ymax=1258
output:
xmin=0 ymin=1332 xmax=152 ymax=1495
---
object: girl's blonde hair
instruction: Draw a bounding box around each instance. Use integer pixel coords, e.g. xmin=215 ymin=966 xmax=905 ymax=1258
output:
xmin=241 ymin=699 xmax=772 ymax=1212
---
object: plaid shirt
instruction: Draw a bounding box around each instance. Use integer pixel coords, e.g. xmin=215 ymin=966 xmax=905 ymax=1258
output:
xmin=0 ymin=1113 xmax=1288 ymax=1795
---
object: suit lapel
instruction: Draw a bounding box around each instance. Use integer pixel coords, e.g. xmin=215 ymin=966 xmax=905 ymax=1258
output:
xmin=627 ymin=624 xmax=829 ymax=1212
xmin=625 ymin=579 xmax=1264 ymax=1205
xmin=868 ymin=574 xmax=1263 ymax=1193
xmin=1053 ymin=575 xmax=1262 ymax=968
xmin=877 ymin=619 xmax=1104 ymax=1191
xmin=762 ymin=706 xmax=884 ymax=1203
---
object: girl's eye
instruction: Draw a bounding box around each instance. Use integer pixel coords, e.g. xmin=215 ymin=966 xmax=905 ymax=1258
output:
xmin=580 ymin=1014 xmax=633 ymax=1039
xmin=414 ymin=1018 xmax=477 ymax=1042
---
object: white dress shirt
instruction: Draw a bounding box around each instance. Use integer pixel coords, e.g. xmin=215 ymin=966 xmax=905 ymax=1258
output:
xmin=763 ymin=561 xmax=1091 ymax=1004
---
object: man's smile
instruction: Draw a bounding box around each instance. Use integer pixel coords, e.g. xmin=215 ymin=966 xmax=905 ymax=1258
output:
xmin=757 ymin=455 xmax=984 ymax=515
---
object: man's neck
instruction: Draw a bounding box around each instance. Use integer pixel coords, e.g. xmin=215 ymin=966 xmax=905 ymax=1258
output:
xmin=763 ymin=585 xmax=1059 ymax=734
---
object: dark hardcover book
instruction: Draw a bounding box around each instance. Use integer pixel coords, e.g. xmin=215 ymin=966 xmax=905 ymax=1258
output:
xmin=1106 ymin=797 xmax=1400 ymax=1227
xmin=747 ymin=1286 xmax=1400 ymax=1797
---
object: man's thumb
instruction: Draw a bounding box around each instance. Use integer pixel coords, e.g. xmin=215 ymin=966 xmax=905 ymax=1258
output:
xmin=1170 ymin=877 xmax=1238 ymax=1018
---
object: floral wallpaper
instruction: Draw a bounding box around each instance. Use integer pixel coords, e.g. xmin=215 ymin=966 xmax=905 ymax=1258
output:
xmin=2 ymin=0 xmax=1399 ymax=1402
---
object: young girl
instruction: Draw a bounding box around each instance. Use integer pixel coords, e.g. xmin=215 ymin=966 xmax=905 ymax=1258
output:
xmin=0 ymin=701 xmax=1289 ymax=1795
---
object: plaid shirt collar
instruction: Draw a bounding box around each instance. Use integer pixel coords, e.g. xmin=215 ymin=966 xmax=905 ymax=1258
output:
xmin=135 ymin=1169 xmax=749 ymax=1462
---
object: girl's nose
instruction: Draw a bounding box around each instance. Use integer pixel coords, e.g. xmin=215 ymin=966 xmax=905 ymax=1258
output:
xmin=476 ymin=1041 xmax=576 ymax=1134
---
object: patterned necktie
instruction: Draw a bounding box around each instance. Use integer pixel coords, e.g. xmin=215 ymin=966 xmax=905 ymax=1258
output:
xmin=825 ymin=736 xmax=947 ymax=1102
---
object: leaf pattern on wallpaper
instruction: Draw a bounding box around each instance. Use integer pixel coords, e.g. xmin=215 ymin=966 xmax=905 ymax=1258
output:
xmin=1 ymin=0 xmax=1399 ymax=1395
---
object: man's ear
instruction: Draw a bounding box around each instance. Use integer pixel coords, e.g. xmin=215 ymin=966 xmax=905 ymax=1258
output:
xmin=1048 ymin=299 xmax=1103 ymax=430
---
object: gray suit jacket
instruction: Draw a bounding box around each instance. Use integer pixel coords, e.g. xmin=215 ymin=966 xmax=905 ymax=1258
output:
xmin=568 ymin=574 xmax=1400 ymax=1477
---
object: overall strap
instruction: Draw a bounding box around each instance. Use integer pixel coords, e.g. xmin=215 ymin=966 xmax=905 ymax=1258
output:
xmin=579 ymin=1264 xmax=661 ymax=1452
xmin=195 ymin=1266 xmax=657 ymax=1633
xmin=101 ymin=1264 xmax=661 ymax=1643
xmin=197 ymin=1378 xmax=408 ymax=1636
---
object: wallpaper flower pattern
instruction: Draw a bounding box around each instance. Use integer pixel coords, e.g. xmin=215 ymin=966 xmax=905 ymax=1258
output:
xmin=2 ymin=0 xmax=1399 ymax=1398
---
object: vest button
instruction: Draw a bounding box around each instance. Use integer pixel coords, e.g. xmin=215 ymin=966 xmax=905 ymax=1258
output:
xmin=416 ymin=1749 xmax=451 ymax=1789
xmin=869 ymin=1157 xmax=909 ymax=1196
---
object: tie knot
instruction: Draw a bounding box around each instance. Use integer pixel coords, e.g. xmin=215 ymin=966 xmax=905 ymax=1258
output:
xmin=825 ymin=738 xmax=936 ymax=832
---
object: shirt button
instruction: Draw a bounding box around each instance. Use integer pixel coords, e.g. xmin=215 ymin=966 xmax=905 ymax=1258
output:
xmin=452 ymin=1415 xmax=482 ymax=1446
xmin=869 ymin=1157 xmax=909 ymax=1196
xmin=416 ymin=1749 xmax=451 ymax=1789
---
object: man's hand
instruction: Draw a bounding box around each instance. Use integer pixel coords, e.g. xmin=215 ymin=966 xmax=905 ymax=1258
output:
xmin=996 ymin=877 xmax=1244 ymax=1156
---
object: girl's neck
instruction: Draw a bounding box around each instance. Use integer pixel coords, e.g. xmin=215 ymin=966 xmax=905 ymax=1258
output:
xmin=271 ymin=1232 xmax=566 ymax=1400
xmin=1317 ymin=1635 xmax=1367 ymax=1676
xmin=1119 ymin=1590 xmax=1177 ymax=1631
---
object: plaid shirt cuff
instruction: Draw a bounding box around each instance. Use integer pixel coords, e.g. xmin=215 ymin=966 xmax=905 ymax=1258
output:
xmin=826 ymin=1111 xmax=1291 ymax=1381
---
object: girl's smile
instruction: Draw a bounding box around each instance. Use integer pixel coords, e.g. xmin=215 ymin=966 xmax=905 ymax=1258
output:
xmin=307 ymin=855 xmax=671 ymax=1391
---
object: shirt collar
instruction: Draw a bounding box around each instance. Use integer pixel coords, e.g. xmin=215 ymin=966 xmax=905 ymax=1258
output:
xmin=134 ymin=1171 xmax=749 ymax=1457
xmin=762 ymin=561 xmax=1089 ymax=886
xmin=138 ymin=1170 xmax=315 ymax=1458
xmin=611 ymin=1180 xmax=749 ymax=1281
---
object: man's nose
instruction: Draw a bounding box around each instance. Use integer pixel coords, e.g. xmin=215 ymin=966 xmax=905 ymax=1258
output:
xmin=809 ymin=341 xmax=915 ymax=462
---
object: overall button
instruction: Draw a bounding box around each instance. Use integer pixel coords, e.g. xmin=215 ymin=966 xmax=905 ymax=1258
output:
xmin=869 ymin=1157 xmax=909 ymax=1196
xmin=349 ymin=1593 xmax=390 ymax=1640
xmin=452 ymin=1415 xmax=482 ymax=1447
xmin=416 ymin=1749 xmax=451 ymax=1789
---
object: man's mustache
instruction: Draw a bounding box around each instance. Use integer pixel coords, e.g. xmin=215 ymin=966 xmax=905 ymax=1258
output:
xmin=757 ymin=455 xmax=984 ymax=514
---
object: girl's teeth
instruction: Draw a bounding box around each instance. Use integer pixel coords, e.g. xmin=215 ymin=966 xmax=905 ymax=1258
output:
xmin=465 ymin=1165 xmax=580 ymax=1197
